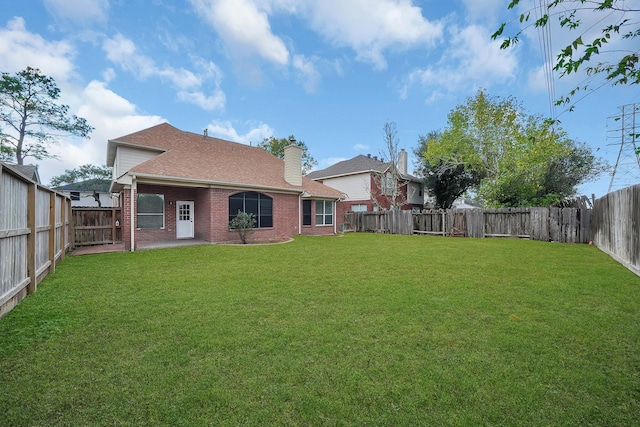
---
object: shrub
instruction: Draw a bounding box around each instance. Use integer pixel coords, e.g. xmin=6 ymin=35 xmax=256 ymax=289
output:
xmin=229 ymin=210 xmax=256 ymax=244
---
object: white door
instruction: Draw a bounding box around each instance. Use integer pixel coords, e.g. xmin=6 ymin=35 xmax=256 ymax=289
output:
xmin=176 ymin=201 xmax=194 ymax=239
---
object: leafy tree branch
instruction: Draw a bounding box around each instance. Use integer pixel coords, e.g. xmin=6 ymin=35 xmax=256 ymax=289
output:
xmin=0 ymin=67 xmax=93 ymax=165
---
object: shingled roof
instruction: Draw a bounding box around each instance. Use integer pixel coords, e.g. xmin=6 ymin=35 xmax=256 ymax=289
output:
xmin=57 ymin=179 xmax=111 ymax=192
xmin=107 ymin=123 xmax=344 ymax=199
xmin=306 ymin=154 xmax=421 ymax=182
xmin=0 ymin=162 xmax=41 ymax=183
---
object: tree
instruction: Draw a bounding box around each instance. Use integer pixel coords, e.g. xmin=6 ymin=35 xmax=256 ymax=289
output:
xmin=492 ymin=1 xmax=639 ymax=110
xmin=257 ymin=135 xmax=317 ymax=174
xmin=369 ymin=121 xmax=411 ymax=210
xmin=0 ymin=67 xmax=93 ymax=165
xmin=415 ymin=132 xmax=483 ymax=209
xmin=229 ymin=211 xmax=256 ymax=244
xmin=50 ymin=164 xmax=112 ymax=188
xmin=420 ymin=90 xmax=607 ymax=207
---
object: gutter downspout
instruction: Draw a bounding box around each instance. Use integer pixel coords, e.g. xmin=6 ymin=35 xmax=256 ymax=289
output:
xmin=130 ymin=176 xmax=136 ymax=252
xmin=333 ymin=200 xmax=337 ymax=234
xmin=298 ymin=193 xmax=302 ymax=235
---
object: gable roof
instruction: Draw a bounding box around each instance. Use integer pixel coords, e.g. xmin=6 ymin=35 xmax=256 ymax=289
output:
xmin=306 ymin=154 xmax=421 ymax=182
xmin=107 ymin=123 xmax=344 ymax=199
xmin=57 ymin=179 xmax=111 ymax=193
xmin=0 ymin=162 xmax=41 ymax=184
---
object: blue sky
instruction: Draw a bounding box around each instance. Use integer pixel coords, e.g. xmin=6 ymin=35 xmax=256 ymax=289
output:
xmin=2 ymin=0 xmax=638 ymax=198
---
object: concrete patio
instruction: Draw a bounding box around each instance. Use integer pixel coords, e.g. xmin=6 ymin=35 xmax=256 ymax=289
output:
xmin=71 ymin=239 xmax=211 ymax=255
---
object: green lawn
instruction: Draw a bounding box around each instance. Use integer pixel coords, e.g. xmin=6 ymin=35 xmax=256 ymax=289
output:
xmin=1 ymin=233 xmax=639 ymax=426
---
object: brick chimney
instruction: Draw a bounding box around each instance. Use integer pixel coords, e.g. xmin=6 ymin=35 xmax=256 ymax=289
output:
xmin=398 ymin=148 xmax=408 ymax=175
xmin=284 ymin=138 xmax=302 ymax=186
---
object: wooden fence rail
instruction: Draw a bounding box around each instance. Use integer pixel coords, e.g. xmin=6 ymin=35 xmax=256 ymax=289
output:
xmin=1 ymin=165 xmax=71 ymax=318
xmin=345 ymin=207 xmax=592 ymax=243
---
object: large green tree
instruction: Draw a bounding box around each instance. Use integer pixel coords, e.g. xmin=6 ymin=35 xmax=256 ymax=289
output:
xmin=419 ymin=90 xmax=607 ymax=207
xmin=493 ymin=0 xmax=639 ymax=110
xmin=415 ymin=132 xmax=483 ymax=209
xmin=50 ymin=164 xmax=112 ymax=188
xmin=0 ymin=67 xmax=93 ymax=165
xmin=257 ymin=135 xmax=317 ymax=174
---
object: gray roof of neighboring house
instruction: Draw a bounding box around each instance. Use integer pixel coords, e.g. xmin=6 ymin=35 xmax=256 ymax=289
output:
xmin=57 ymin=179 xmax=111 ymax=193
xmin=0 ymin=162 xmax=41 ymax=183
xmin=306 ymin=154 xmax=421 ymax=182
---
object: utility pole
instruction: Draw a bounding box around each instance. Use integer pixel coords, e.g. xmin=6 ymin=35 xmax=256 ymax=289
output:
xmin=607 ymin=103 xmax=640 ymax=192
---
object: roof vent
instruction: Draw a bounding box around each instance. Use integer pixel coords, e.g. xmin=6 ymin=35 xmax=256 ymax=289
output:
xmin=367 ymin=153 xmax=371 ymax=158
xmin=203 ymin=129 xmax=208 ymax=138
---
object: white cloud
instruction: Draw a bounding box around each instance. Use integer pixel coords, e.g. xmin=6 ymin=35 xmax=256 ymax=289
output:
xmin=206 ymin=120 xmax=274 ymax=145
xmin=188 ymin=0 xmax=442 ymax=84
xmin=293 ymin=54 xmax=321 ymax=93
xmin=460 ymin=0 xmax=503 ymax=25
xmin=0 ymin=17 xmax=76 ymax=80
xmin=352 ymin=144 xmax=369 ymax=151
xmin=402 ymin=24 xmax=517 ymax=99
xmin=0 ymin=17 xmax=166 ymax=185
xmin=39 ymin=80 xmax=166 ymax=185
xmin=303 ymin=0 xmax=443 ymax=70
xmin=102 ymin=34 xmax=226 ymax=111
xmin=189 ymin=0 xmax=289 ymax=65
xmin=44 ymin=0 xmax=109 ymax=24
xmin=177 ymin=90 xmax=226 ymax=111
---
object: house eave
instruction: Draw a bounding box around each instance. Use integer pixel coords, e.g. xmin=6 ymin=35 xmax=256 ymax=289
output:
xmin=124 ymin=172 xmax=307 ymax=195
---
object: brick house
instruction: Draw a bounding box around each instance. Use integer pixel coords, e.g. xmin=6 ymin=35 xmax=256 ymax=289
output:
xmin=306 ymin=150 xmax=424 ymax=212
xmin=107 ymin=123 xmax=345 ymax=250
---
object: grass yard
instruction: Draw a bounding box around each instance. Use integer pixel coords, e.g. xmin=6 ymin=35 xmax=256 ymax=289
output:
xmin=1 ymin=233 xmax=639 ymax=426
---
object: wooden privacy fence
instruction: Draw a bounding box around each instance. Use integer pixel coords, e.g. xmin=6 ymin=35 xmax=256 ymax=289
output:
xmin=592 ymin=184 xmax=640 ymax=276
xmin=344 ymin=210 xmax=413 ymax=235
xmin=73 ymin=207 xmax=122 ymax=246
xmin=344 ymin=207 xmax=592 ymax=243
xmin=1 ymin=165 xmax=71 ymax=318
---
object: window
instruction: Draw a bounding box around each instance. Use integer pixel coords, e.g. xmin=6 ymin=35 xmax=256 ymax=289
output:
xmin=70 ymin=191 xmax=80 ymax=201
xmin=229 ymin=192 xmax=273 ymax=228
xmin=350 ymin=204 xmax=368 ymax=212
xmin=383 ymin=173 xmax=394 ymax=195
xmin=315 ymin=200 xmax=333 ymax=225
xmin=137 ymin=193 xmax=164 ymax=229
xmin=302 ymin=200 xmax=312 ymax=226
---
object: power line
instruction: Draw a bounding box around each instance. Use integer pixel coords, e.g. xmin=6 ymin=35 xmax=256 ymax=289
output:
xmin=607 ymin=103 xmax=640 ymax=192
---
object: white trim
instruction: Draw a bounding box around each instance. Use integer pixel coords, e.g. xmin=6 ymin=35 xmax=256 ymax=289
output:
xmin=130 ymin=177 xmax=136 ymax=252
xmin=298 ymin=193 xmax=302 ymax=235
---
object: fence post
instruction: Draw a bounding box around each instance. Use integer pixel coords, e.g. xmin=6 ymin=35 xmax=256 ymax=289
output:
xmin=26 ymin=183 xmax=37 ymax=295
xmin=48 ymin=191 xmax=56 ymax=274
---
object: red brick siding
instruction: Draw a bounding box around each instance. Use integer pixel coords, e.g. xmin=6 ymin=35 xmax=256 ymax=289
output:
xmin=120 ymin=184 xmax=342 ymax=248
xmin=370 ymin=175 xmax=422 ymax=211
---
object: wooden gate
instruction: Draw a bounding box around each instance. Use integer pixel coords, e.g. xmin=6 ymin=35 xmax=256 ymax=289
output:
xmin=73 ymin=207 xmax=122 ymax=246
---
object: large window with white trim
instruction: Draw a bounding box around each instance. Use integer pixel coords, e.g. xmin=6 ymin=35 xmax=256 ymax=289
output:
xmin=315 ymin=200 xmax=333 ymax=226
xmin=229 ymin=192 xmax=273 ymax=228
xmin=137 ymin=193 xmax=165 ymax=229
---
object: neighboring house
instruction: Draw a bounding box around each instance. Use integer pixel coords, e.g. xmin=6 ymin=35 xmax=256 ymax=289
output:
xmin=306 ymin=149 xmax=424 ymax=212
xmin=106 ymin=123 xmax=345 ymax=250
xmin=56 ymin=179 xmax=115 ymax=207
xmin=0 ymin=162 xmax=40 ymax=184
